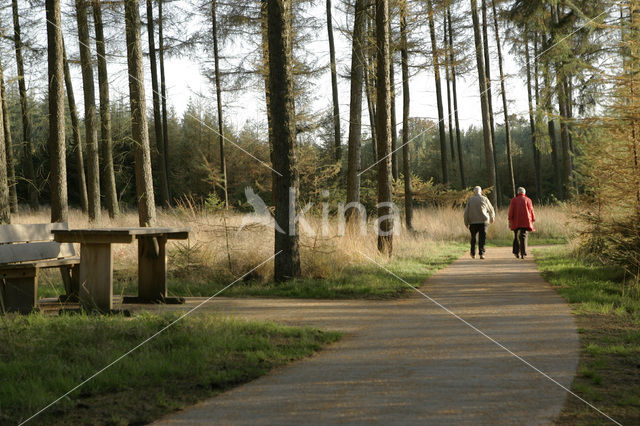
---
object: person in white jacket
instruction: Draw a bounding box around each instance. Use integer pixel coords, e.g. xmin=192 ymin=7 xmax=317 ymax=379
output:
xmin=463 ymin=186 xmax=495 ymax=259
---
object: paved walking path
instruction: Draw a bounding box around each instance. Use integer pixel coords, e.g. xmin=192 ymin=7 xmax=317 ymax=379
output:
xmin=156 ymin=246 xmax=580 ymax=425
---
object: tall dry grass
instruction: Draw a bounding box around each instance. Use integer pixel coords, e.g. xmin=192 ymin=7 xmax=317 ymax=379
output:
xmin=16 ymin=203 xmax=575 ymax=286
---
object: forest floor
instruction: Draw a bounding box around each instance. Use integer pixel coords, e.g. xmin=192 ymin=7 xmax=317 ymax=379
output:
xmin=153 ymin=246 xmax=582 ymax=425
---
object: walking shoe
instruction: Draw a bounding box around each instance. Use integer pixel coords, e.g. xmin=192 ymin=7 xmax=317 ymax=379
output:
xmin=479 ymin=254 xmax=485 ymax=259
xmin=471 ymin=254 xmax=475 ymax=259
xmin=514 ymin=253 xmax=519 ymax=259
xmin=521 ymin=254 xmax=527 ymax=259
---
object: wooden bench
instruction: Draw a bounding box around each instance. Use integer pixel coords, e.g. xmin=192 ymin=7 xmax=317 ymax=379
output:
xmin=0 ymin=223 xmax=80 ymax=314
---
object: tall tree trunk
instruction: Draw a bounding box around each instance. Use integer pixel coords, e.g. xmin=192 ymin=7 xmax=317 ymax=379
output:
xmin=400 ymin=1 xmax=412 ymax=230
xmin=470 ymin=0 xmax=497 ymax=207
xmin=447 ymin=5 xmax=466 ymax=188
xmin=76 ymin=0 xmax=101 ymax=222
xmin=443 ymin=11 xmax=455 ymax=164
xmin=427 ymin=0 xmax=448 ymax=184
xmin=267 ymin=0 xmax=301 ymax=281
xmin=482 ymin=0 xmax=499 ymax=202
xmin=12 ymin=0 xmax=38 ymax=209
xmin=212 ymin=0 xmax=229 ymax=208
xmin=261 ymin=0 xmax=275 ymax=199
xmin=158 ymin=0 xmax=172 ymax=204
xmin=542 ymin=34 xmax=562 ymax=197
xmin=552 ymin=5 xmax=571 ymax=199
xmin=364 ymin=4 xmax=377 ymax=160
xmin=327 ymin=0 xmax=342 ymax=162
xmin=47 ymin=0 xmax=68 ymax=223
xmin=62 ymin=41 xmax=88 ymax=213
xmin=94 ymin=0 xmax=119 ymax=217
xmin=376 ymin=0 xmax=393 ymax=254
xmin=346 ymin=0 xmax=366 ymax=221
xmin=125 ymin=0 xmax=156 ymax=226
xmin=0 ymin=59 xmax=18 ymax=213
xmin=0 ymin=58 xmax=9 ymax=223
xmin=389 ymin=18 xmax=398 ymax=180
xmin=533 ymin=33 xmax=543 ymax=196
xmin=147 ymin=0 xmax=171 ymax=207
xmin=525 ymin=34 xmax=541 ymax=197
xmin=491 ymin=0 xmax=514 ymax=197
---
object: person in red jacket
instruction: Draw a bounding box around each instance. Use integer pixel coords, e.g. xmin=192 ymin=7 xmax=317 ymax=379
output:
xmin=508 ymin=187 xmax=535 ymax=259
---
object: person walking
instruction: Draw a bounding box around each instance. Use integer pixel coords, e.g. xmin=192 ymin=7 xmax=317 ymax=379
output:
xmin=508 ymin=187 xmax=536 ymax=259
xmin=463 ymin=186 xmax=495 ymax=259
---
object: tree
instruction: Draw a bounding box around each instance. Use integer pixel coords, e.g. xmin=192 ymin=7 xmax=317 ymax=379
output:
xmin=63 ymin=41 xmax=89 ymax=213
xmin=443 ymin=10 xmax=455 ymax=164
xmin=76 ymin=0 xmax=101 ymax=221
xmin=491 ymin=0 xmax=515 ymax=197
xmin=447 ymin=4 xmax=466 ymax=188
xmin=267 ymin=0 xmax=301 ymax=280
xmin=470 ymin=0 xmax=497 ymax=207
xmin=376 ymin=0 xmax=393 ymax=253
xmin=94 ymin=0 xmax=119 ymax=217
xmin=482 ymin=0 xmax=500 ymax=202
xmin=47 ymin=0 xmax=68 ymax=223
xmin=146 ymin=0 xmax=171 ymax=207
xmin=212 ymin=0 xmax=229 ymax=208
xmin=327 ymin=0 xmax=341 ymax=162
xmin=12 ymin=0 xmax=38 ymax=209
xmin=400 ymin=0 xmax=412 ymax=230
xmin=524 ymin=34 xmax=542 ymax=197
xmin=158 ymin=0 xmax=172 ymax=203
xmin=0 ymin=57 xmax=9 ymax=224
xmin=346 ymin=0 xmax=366 ymax=223
xmin=426 ymin=0 xmax=448 ymax=184
xmin=0 ymin=59 xmax=18 ymax=213
xmin=125 ymin=0 xmax=157 ymax=226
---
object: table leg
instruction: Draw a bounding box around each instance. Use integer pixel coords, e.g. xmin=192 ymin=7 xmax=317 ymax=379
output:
xmin=138 ymin=236 xmax=168 ymax=301
xmin=79 ymin=243 xmax=113 ymax=312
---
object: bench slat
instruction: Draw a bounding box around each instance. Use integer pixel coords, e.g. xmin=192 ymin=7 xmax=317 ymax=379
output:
xmin=0 ymin=241 xmax=76 ymax=264
xmin=0 ymin=223 xmax=68 ymax=244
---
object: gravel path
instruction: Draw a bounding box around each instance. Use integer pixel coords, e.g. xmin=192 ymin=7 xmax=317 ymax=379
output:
xmin=155 ymin=246 xmax=579 ymax=425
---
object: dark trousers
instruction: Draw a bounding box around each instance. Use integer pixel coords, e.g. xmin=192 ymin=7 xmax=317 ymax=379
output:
xmin=469 ymin=223 xmax=488 ymax=256
xmin=513 ymin=228 xmax=528 ymax=257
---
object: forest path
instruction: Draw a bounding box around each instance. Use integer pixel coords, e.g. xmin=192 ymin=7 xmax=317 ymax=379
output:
xmin=155 ymin=246 xmax=580 ymax=425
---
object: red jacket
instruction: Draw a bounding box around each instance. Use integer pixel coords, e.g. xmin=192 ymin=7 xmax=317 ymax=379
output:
xmin=508 ymin=193 xmax=535 ymax=231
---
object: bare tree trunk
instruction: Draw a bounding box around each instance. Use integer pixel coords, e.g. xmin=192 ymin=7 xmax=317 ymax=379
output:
xmin=12 ymin=0 xmax=38 ymax=209
xmin=482 ymin=0 xmax=499 ymax=202
xmin=125 ymin=0 xmax=156 ymax=226
xmin=491 ymin=0 xmax=514 ymax=197
xmin=470 ymin=0 xmax=497 ymax=207
xmin=447 ymin=5 xmax=466 ymax=188
xmin=76 ymin=0 xmax=101 ymax=222
xmin=212 ymin=0 xmax=229 ymax=208
xmin=267 ymin=0 xmax=301 ymax=281
xmin=327 ymin=0 xmax=342 ymax=162
xmin=47 ymin=0 xmax=68 ymax=223
xmin=389 ymin=18 xmax=398 ymax=180
xmin=376 ymin=0 xmax=393 ymax=254
xmin=93 ymin=0 xmax=119 ymax=217
xmin=63 ymin=41 xmax=88 ymax=213
xmin=261 ymin=0 xmax=275 ymax=198
xmin=158 ymin=0 xmax=172 ymax=204
xmin=400 ymin=1 xmax=412 ymax=230
xmin=0 ymin=59 xmax=18 ymax=213
xmin=346 ymin=0 xmax=366 ymax=220
xmin=533 ymin=33 xmax=543 ymax=196
xmin=427 ymin=0 xmax=449 ymax=184
xmin=0 ymin=58 xmax=9 ymax=223
xmin=364 ymin=4 xmax=377 ymax=160
xmin=542 ymin=34 xmax=562 ymax=197
xmin=525 ymin=34 xmax=541 ymax=197
xmin=147 ymin=0 xmax=171 ymax=207
xmin=443 ymin=11 xmax=455 ymax=164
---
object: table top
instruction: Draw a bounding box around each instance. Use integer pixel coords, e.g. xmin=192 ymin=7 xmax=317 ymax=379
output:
xmin=52 ymin=227 xmax=190 ymax=244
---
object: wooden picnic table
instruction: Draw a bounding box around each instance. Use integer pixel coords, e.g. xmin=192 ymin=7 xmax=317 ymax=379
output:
xmin=52 ymin=227 xmax=189 ymax=312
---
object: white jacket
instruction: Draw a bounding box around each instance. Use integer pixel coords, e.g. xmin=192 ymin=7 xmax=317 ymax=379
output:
xmin=464 ymin=194 xmax=495 ymax=226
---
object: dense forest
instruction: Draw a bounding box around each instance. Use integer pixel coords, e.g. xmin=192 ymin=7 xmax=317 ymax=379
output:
xmin=0 ymin=0 xmax=638 ymax=277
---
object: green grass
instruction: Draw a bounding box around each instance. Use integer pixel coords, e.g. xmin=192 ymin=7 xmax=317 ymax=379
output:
xmin=38 ymin=242 xmax=466 ymax=300
xmin=0 ymin=313 xmax=341 ymax=425
xmin=534 ymin=247 xmax=640 ymax=425
xmin=487 ymin=236 xmax=567 ymax=247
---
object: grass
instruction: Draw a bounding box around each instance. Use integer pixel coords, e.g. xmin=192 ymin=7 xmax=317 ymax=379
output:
xmin=534 ymin=247 xmax=640 ymax=425
xmin=29 ymin=204 xmax=571 ymax=300
xmin=0 ymin=312 xmax=341 ymax=425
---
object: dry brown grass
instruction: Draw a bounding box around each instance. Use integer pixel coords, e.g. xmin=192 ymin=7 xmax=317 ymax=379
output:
xmin=17 ymin=203 xmax=574 ymax=287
